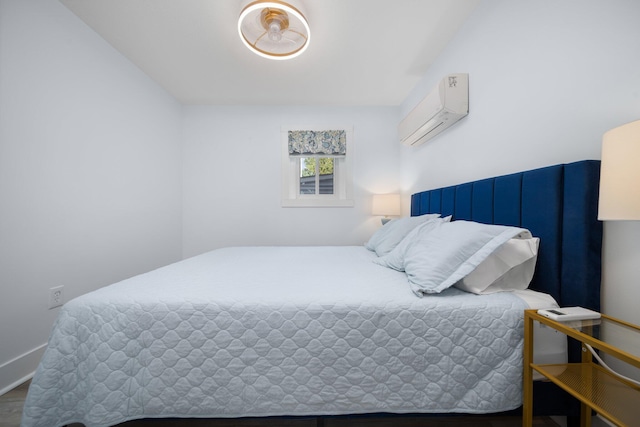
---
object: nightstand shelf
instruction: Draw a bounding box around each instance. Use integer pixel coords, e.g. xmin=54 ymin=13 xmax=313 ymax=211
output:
xmin=523 ymin=310 xmax=640 ymax=427
xmin=532 ymin=363 xmax=640 ymax=426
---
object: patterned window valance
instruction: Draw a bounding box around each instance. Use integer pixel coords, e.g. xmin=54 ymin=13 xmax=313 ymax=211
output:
xmin=288 ymin=130 xmax=347 ymax=156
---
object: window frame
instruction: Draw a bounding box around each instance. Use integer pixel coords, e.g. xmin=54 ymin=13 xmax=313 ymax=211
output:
xmin=281 ymin=126 xmax=354 ymax=208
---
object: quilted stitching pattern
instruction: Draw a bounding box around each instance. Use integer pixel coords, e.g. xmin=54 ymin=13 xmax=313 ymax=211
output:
xmin=21 ymin=247 xmax=527 ymax=427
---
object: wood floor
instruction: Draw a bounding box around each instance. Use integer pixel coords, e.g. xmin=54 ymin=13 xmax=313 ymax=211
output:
xmin=1 ymin=380 xmax=560 ymax=427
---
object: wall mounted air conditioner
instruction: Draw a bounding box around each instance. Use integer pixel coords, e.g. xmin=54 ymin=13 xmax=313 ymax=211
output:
xmin=399 ymin=73 xmax=469 ymax=147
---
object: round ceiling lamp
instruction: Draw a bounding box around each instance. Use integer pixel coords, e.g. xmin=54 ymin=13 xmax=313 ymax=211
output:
xmin=238 ymin=1 xmax=310 ymax=60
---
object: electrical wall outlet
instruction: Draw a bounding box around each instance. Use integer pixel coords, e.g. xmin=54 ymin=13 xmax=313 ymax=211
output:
xmin=49 ymin=285 xmax=64 ymax=309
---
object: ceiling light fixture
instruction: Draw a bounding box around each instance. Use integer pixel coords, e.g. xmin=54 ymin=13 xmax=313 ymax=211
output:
xmin=238 ymin=1 xmax=310 ymax=60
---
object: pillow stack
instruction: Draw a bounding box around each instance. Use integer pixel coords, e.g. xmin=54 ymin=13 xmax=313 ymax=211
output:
xmin=366 ymin=216 xmax=539 ymax=297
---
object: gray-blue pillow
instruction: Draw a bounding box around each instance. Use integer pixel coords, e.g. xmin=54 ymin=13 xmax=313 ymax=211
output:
xmin=373 ymin=216 xmax=450 ymax=270
xmin=401 ymin=220 xmax=531 ymax=296
xmin=365 ymin=213 xmax=441 ymax=256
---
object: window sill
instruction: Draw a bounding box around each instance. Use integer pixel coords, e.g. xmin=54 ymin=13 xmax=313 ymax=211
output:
xmin=281 ymin=198 xmax=354 ymax=208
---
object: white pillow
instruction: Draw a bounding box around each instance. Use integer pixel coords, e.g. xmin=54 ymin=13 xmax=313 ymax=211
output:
xmin=373 ymin=216 xmax=451 ymax=271
xmin=401 ymin=220 xmax=532 ymax=296
xmin=454 ymin=237 xmax=540 ymax=294
xmin=365 ymin=213 xmax=441 ymax=256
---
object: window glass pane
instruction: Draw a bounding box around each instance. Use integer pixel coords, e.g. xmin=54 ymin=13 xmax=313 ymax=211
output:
xmin=319 ymin=157 xmax=334 ymax=195
xmin=300 ymin=157 xmax=316 ymax=195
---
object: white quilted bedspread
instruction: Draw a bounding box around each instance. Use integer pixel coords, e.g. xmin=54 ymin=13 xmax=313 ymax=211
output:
xmin=22 ymin=246 xmax=528 ymax=427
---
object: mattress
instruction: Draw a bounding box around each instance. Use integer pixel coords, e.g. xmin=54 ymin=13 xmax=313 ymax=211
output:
xmin=22 ymin=246 xmax=554 ymax=427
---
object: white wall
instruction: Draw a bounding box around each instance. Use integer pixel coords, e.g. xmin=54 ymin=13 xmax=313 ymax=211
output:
xmin=0 ymin=0 xmax=183 ymax=392
xmin=400 ymin=0 xmax=640 ymax=336
xmin=182 ymin=106 xmax=400 ymax=257
xmin=3 ymin=0 xmax=639 ymax=399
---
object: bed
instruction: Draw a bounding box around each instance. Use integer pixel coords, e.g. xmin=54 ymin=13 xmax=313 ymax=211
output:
xmin=20 ymin=160 xmax=602 ymax=427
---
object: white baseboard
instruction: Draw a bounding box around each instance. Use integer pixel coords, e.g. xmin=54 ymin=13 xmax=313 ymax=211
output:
xmin=594 ymin=414 xmax=616 ymax=426
xmin=550 ymin=414 xmax=616 ymax=426
xmin=0 ymin=344 xmax=47 ymax=396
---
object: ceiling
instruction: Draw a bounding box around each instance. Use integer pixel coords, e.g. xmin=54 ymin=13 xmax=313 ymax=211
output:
xmin=60 ymin=0 xmax=479 ymax=106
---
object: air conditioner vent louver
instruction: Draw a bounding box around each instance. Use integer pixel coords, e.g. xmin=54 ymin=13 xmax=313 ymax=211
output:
xmin=399 ymin=73 xmax=469 ymax=146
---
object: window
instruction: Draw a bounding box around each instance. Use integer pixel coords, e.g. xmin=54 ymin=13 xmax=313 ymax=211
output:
xmin=300 ymin=157 xmax=334 ymax=195
xmin=282 ymin=127 xmax=353 ymax=207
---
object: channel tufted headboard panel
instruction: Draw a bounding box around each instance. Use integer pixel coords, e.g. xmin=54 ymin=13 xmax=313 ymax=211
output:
xmin=411 ymin=160 xmax=602 ymax=311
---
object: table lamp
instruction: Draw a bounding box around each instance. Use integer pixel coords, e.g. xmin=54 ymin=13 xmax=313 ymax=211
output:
xmin=598 ymin=119 xmax=640 ymax=220
xmin=372 ymin=194 xmax=401 ymax=225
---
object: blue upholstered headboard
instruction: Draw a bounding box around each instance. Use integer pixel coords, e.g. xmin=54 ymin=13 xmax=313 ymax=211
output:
xmin=411 ymin=160 xmax=602 ymax=311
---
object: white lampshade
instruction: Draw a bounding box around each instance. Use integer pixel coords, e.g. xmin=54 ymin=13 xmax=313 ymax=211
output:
xmin=598 ymin=119 xmax=640 ymax=220
xmin=372 ymin=194 xmax=401 ymax=217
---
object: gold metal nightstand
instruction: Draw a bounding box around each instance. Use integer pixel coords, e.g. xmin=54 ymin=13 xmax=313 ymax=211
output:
xmin=523 ymin=309 xmax=640 ymax=427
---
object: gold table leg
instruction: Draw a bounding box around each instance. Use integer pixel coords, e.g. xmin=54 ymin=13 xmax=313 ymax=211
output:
xmin=523 ymin=313 xmax=534 ymax=427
